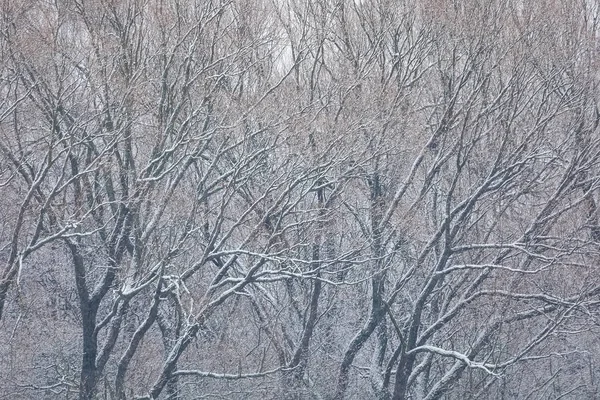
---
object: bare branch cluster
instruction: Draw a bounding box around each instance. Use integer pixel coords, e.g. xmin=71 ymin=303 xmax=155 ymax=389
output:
xmin=1 ymin=1 xmax=600 ymax=399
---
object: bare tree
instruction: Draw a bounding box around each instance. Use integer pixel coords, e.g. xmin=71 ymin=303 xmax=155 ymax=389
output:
xmin=2 ymin=1 xmax=600 ymax=400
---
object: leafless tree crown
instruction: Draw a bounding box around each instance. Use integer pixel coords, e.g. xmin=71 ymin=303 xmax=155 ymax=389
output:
xmin=1 ymin=1 xmax=600 ymax=399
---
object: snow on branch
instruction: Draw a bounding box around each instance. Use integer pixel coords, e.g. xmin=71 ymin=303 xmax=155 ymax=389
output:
xmin=406 ymin=345 xmax=498 ymax=376
xmin=172 ymin=366 xmax=290 ymax=380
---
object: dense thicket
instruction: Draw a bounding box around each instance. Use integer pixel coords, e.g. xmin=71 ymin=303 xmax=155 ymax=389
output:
xmin=2 ymin=1 xmax=600 ymax=399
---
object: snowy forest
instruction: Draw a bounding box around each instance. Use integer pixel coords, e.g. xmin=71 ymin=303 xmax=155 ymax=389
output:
xmin=2 ymin=0 xmax=600 ymax=399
